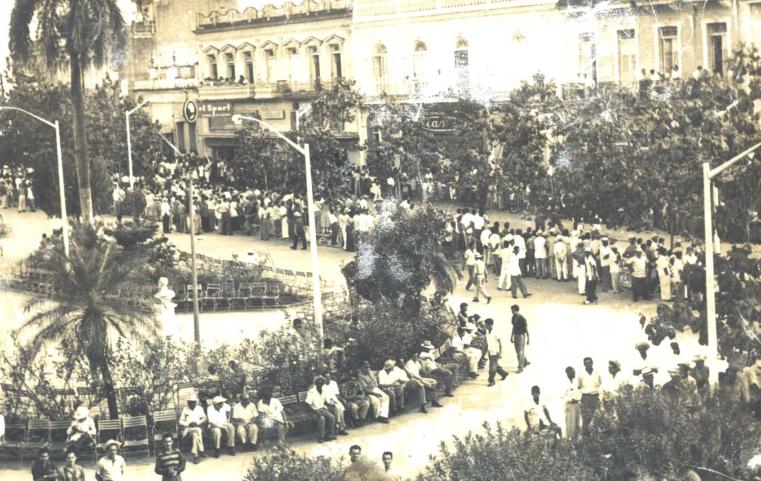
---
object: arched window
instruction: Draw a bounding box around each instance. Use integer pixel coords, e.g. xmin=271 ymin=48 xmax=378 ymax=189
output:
xmin=413 ymin=40 xmax=428 ymax=86
xmin=455 ymin=36 xmax=469 ymax=90
xmin=372 ymin=43 xmax=388 ymax=93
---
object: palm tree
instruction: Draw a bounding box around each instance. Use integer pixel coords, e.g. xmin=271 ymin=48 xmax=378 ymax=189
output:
xmin=10 ymin=0 xmax=127 ymax=221
xmin=16 ymin=222 xmax=158 ymax=418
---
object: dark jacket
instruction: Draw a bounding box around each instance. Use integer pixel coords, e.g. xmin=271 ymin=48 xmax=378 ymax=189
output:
xmin=154 ymin=448 xmax=186 ymax=481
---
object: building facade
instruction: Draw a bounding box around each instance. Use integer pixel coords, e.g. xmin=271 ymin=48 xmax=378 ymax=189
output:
xmin=127 ymin=0 xmax=355 ymax=160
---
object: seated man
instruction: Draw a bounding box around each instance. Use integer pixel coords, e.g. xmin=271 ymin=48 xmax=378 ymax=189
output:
xmin=524 ymin=386 xmax=560 ymax=436
xmin=305 ymin=376 xmax=337 ymax=443
xmin=339 ymin=370 xmax=370 ymax=426
xmin=231 ymin=393 xmax=259 ymax=451
xmin=207 ymin=396 xmax=235 ymax=457
xmin=377 ymin=359 xmax=406 ymax=414
xmin=65 ymin=406 xmax=96 ymax=455
xmin=256 ymin=387 xmax=289 ymax=446
xmin=178 ymin=397 xmax=206 ymax=463
xmin=403 ymin=353 xmax=443 ymax=412
xmin=418 ymin=348 xmax=455 ymax=397
xmin=451 ymin=323 xmax=482 ymax=379
xmin=357 ymin=361 xmax=390 ymax=423
xmin=322 ymin=371 xmax=349 ymax=435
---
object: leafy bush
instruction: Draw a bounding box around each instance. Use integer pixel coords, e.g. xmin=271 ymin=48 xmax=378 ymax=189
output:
xmin=244 ymin=448 xmax=347 ymax=481
xmin=119 ymin=189 xmax=147 ymax=221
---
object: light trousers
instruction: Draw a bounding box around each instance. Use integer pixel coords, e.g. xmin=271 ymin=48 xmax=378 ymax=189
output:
xmin=182 ymin=427 xmax=204 ymax=455
xmin=329 ymin=401 xmax=346 ymax=431
xmin=367 ymin=388 xmax=390 ymax=418
xmin=211 ymin=423 xmax=235 ymax=449
xmin=235 ymin=422 xmax=258 ymax=445
xmin=660 ymin=276 xmax=672 ymax=301
xmin=555 ymin=257 xmax=568 ymax=280
xmin=565 ymin=401 xmax=580 ymax=441
xmin=461 ymin=347 xmax=482 ymax=374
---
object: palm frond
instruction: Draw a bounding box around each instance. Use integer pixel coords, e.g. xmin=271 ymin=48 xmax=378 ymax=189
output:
xmin=9 ymin=0 xmax=39 ymax=61
xmin=17 ymin=304 xmax=79 ymax=336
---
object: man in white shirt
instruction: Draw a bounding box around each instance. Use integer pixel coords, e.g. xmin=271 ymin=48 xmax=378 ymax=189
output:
xmin=66 ymin=406 xmax=96 ymax=454
xmin=95 ymin=440 xmax=126 ymax=481
xmin=178 ymin=398 xmax=206 ymax=461
xmin=524 ymin=386 xmax=559 ymax=435
xmin=508 ymin=246 xmax=531 ymax=298
xmin=231 ymin=393 xmax=259 ymax=451
xmin=655 ymin=248 xmax=672 ymax=301
xmin=577 ymin=357 xmax=602 ymax=437
xmin=461 ymin=210 xmax=474 ymax=248
xmin=564 ymin=366 xmax=582 ymax=441
xmin=378 ymin=360 xmax=408 ymax=412
xmin=498 ymin=238 xmax=513 ymax=290
xmin=604 ymin=360 xmax=629 ymax=396
xmin=626 ymin=250 xmax=648 ymax=302
xmin=403 ymin=353 xmax=442 ymax=411
xmin=256 ymin=388 xmax=288 ymax=446
xmin=305 ymin=377 xmax=336 ymax=442
xmin=533 ymin=231 xmax=548 ymax=279
xmin=322 ymin=372 xmax=349 ymax=435
xmin=452 ymin=324 xmax=482 ymax=379
xmin=553 ymin=235 xmax=568 ymax=281
xmin=207 ymin=396 xmax=235 ymax=457
xmin=382 ymin=451 xmax=403 ymax=481
xmin=484 ymin=318 xmax=509 ymax=386
xmin=463 ymin=244 xmax=478 ymax=291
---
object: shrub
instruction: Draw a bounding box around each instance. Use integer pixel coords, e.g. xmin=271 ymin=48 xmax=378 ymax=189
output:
xmin=119 ymin=189 xmax=147 ymax=222
xmin=244 ymin=448 xmax=346 ymax=481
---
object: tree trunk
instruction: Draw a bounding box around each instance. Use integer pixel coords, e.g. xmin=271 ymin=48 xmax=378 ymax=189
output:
xmin=101 ymin=362 xmax=120 ymax=419
xmin=70 ymin=53 xmax=93 ymax=221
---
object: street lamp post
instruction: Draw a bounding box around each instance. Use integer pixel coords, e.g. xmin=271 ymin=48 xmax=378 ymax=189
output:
xmin=702 ymin=140 xmax=761 ymax=369
xmin=157 ymin=132 xmax=201 ymax=343
xmin=232 ymin=114 xmax=324 ymax=342
xmin=0 ymin=106 xmax=69 ymax=257
xmin=126 ymin=100 xmax=150 ymax=189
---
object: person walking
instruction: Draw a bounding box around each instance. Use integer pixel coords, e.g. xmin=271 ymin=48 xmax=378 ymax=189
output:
xmin=484 ymin=318 xmax=509 ymax=386
xmin=510 ymin=305 xmax=530 ymax=372
xmin=583 ymin=248 xmax=599 ymax=305
xmin=472 ymin=253 xmax=492 ymax=304
xmin=497 ymin=238 xmax=513 ymax=291
xmin=508 ymin=246 xmax=531 ymax=299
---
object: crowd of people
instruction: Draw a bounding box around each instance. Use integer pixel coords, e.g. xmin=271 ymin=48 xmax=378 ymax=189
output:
xmin=1 ymin=165 xmax=35 ymax=212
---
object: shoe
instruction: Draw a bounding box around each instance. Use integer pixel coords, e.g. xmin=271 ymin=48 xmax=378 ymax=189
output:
xmin=501 ymin=373 xmax=509 ymax=381
xmin=338 ymin=430 xmax=349 ymax=436
xmin=486 ymin=296 xmax=492 ymax=304
xmin=584 ymin=300 xmax=591 ymax=304
xmin=251 ymin=444 xmax=259 ymax=451
xmin=193 ymin=455 xmax=199 ymax=464
xmin=290 ymin=246 xmax=297 ymax=250
xmin=432 ymin=401 xmax=443 ymax=407
xmin=420 ymin=405 xmax=428 ymax=413
xmin=524 ymin=293 xmax=532 ymax=298
xmin=378 ymin=417 xmax=389 ymax=424
xmin=445 ymin=393 xmax=454 ymax=397
xmin=472 ymin=298 xmax=479 ymax=302
xmin=468 ymin=373 xmax=478 ymax=379
xmin=199 ymin=452 xmax=207 ymax=459
xmin=228 ymin=448 xmax=236 ymax=456
xmin=488 ymin=381 xmax=495 ymax=386
xmin=318 ymin=437 xmax=325 ymax=443
xmin=214 ymin=449 xmax=220 ymax=458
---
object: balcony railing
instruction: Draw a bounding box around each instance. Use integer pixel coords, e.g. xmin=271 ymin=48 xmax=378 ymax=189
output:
xmin=131 ymin=20 xmax=155 ymax=37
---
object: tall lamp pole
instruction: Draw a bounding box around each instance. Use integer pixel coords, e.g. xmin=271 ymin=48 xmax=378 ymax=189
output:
xmin=126 ymin=99 xmax=150 ymax=189
xmin=0 ymin=106 xmax=69 ymax=257
xmin=157 ymin=132 xmax=201 ymax=343
xmin=232 ymin=114 xmax=323 ymax=342
xmin=703 ymin=140 xmax=761 ymax=368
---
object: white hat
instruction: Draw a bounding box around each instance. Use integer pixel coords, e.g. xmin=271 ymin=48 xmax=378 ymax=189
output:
xmin=212 ymin=395 xmax=227 ymax=404
xmin=463 ymin=322 xmax=476 ymax=331
xmin=73 ymin=406 xmax=89 ymax=420
xmin=419 ymin=352 xmax=433 ymax=360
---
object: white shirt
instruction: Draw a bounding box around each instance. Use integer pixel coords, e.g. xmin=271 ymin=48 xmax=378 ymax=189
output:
xmin=489 ymin=233 xmax=502 ymax=249
xmin=578 ymin=370 xmax=602 ymax=395
xmin=472 ymin=215 xmax=485 ymax=230
xmin=627 ymin=256 xmax=647 ymax=278
xmin=404 ymin=359 xmax=423 ymax=378
xmin=485 ymin=328 xmax=502 ymax=356
xmin=179 ymin=405 xmax=206 ymax=427
xmin=0 ymin=413 xmax=4 ymax=440
xmin=305 ymin=386 xmax=328 ymax=410
xmin=257 ymin=398 xmax=285 ymax=423
xmin=513 ymin=235 xmax=526 ymax=259
xmin=95 ymin=454 xmax=126 ymax=481
xmin=231 ymin=402 xmax=258 ymax=424
xmin=525 ymin=396 xmax=550 ymax=428
xmin=464 ymin=249 xmax=477 ymax=266
xmin=656 ymin=255 xmax=670 ymax=277
xmin=451 ymin=333 xmax=473 ymax=351
xmin=553 ymin=240 xmax=567 ymax=260
xmin=533 ymin=236 xmax=547 ymax=258
xmin=207 ymin=403 xmax=231 ymax=427
xmin=323 ymin=380 xmax=342 ymax=404
xmin=460 ymin=213 xmax=473 ymax=230
xmin=604 ymin=372 xmax=629 ymax=395
xmin=378 ymin=367 xmax=408 ymax=386
xmin=480 ymin=229 xmax=492 ymax=247
xmin=508 ymin=252 xmax=522 ymax=276
xmin=564 ymin=378 xmax=582 ymax=403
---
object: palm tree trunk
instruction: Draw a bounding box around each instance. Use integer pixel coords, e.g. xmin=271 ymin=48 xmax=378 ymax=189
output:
xmin=101 ymin=362 xmax=119 ymax=419
xmin=70 ymin=52 xmax=93 ymax=221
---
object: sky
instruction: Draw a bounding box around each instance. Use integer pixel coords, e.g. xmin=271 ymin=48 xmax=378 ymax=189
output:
xmin=0 ymin=0 xmax=280 ymax=73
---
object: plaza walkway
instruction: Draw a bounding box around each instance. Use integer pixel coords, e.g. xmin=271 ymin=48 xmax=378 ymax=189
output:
xmin=0 ymin=207 xmax=709 ymax=480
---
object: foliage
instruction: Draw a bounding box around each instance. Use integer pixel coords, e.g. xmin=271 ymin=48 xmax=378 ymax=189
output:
xmin=14 ymin=221 xmax=159 ymax=418
xmin=254 ymin=319 xmax=323 ymax=393
xmin=0 ymin=74 xmax=168 ymax=217
xmin=244 ymin=448 xmax=347 ymax=481
xmin=10 ymin=0 xmax=128 ymax=220
xmin=118 ymin=189 xmax=148 ymax=222
xmin=419 ymin=423 xmax=597 ymax=481
xmin=231 ymin=121 xmax=294 ymax=192
xmin=342 ymin=205 xmax=460 ymax=315
xmin=109 ymin=337 xmax=188 ymax=416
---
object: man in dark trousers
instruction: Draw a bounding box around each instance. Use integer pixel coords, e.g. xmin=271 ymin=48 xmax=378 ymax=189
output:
xmin=291 ymin=211 xmax=307 ymax=250
xmin=510 ymin=305 xmax=530 ymax=373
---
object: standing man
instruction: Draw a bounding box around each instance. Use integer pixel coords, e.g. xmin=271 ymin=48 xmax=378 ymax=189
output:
xmin=382 ymin=451 xmax=402 ymax=481
xmin=207 ymin=396 xmax=235 ymax=457
xmin=291 ymin=211 xmax=307 ymax=250
xmin=626 ymin=249 xmax=648 ymax=302
xmin=583 ymin=248 xmax=599 ymax=305
xmin=178 ymin=397 xmax=206 ymax=463
xmin=510 ymin=305 xmax=530 ymax=372
xmin=154 ymin=433 xmax=186 ymax=481
xmin=564 ymin=367 xmax=582 ymax=441
xmin=508 ymin=246 xmax=532 ymax=299
xmin=534 ymin=231 xmax=548 ymax=279
xmin=656 ymin=248 xmax=672 ymax=301
xmin=484 ymin=318 xmax=509 ymax=386
xmin=578 ymin=357 xmax=602 ymax=437
xmin=553 ymin=234 xmax=568 ymax=281
xmin=95 ymin=440 xmax=126 ymax=481
xmin=231 ymin=393 xmax=259 ymax=451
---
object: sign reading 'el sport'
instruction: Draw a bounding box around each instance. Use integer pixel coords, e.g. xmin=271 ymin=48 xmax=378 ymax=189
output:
xmin=198 ymin=101 xmax=233 ymax=118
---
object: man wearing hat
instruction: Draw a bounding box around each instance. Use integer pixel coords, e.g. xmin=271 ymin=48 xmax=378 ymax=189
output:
xmin=662 ymin=367 xmax=685 ymax=400
xmin=207 ymin=396 xmax=235 ymax=456
xmin=604 ymin=360 xmax=628 ymax=395
xmin=305 ymin=376 xmax=337 ymax=442
xmin=636 ymin=368 xmax=657 ymax=392
xmin=533 ymin=230 xmax=548 ymax=279
xmin=691 ymin=355 xmax=710 ymax=397
xmin=633 ymin=341 xmax=658 ymax=377
xmin=65 ymin=406 xmax=96 ymax=455
xmin=179 ymin=397 xmax=206 ymax=462
xmin=94 ymin=440 xmax=125 ymax=481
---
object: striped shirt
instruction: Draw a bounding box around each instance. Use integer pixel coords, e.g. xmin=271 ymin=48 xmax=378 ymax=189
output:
xmin=154 ymin=448 xmax=185 ymax=480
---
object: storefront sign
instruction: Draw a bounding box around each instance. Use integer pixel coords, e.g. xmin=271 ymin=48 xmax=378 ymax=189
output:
xmin=198 ymin=101 xmax=233 ymax=118
xmin=422 ymin=113 xmax=460 ymax=133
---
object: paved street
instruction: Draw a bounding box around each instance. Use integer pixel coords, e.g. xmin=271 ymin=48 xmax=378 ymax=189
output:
xmin=0 ymin=207 xmax=709 ymax=480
